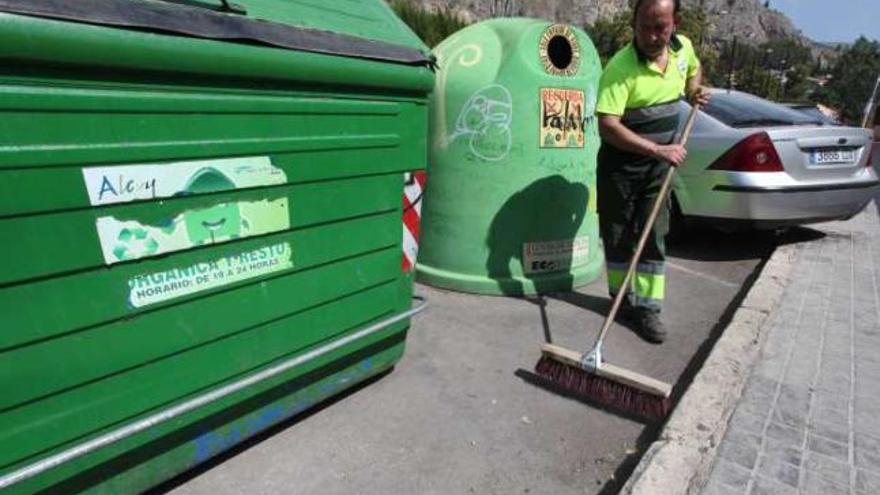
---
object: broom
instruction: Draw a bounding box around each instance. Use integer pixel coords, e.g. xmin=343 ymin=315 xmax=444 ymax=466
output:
xmin=535 ymin=102 xmax=701 ymax=420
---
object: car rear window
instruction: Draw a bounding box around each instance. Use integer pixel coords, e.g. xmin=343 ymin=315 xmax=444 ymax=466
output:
xmin=703 ymin=92 xmax=824 ymax=128
xmin=789 ymin=106 xmax=841 ymax=126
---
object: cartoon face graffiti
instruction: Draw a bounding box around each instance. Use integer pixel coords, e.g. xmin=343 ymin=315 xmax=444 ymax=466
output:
xmin=450 ymin=84 xmax=514 ymax=161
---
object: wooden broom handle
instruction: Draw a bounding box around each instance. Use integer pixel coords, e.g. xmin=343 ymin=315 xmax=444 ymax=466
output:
xmin=593 ymin=103 xmax=701 ymax=346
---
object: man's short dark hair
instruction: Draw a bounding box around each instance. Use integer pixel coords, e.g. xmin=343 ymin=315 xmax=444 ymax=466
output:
xmin=632 ymin=0 xmax=682 ymax=22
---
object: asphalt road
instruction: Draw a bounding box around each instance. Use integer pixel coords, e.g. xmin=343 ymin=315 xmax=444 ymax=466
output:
xmin=149 ymin=226 xmax=782 ymax=495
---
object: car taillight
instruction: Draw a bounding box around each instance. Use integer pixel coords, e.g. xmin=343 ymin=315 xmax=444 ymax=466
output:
xmin=708 ymin=132 xmax=784 ymax=172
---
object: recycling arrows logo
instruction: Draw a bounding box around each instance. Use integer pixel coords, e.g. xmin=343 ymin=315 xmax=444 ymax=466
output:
xmin=112 ymin=227 xmax=159 ymax=261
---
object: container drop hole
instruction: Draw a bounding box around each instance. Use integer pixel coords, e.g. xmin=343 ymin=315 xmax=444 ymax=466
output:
xmin=547 ymin=35 xmax=573 ymax=70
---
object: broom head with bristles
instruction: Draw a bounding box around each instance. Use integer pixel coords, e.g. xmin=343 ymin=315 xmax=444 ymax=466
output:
xmin=535 ymin=344 xmax=673 ymax=421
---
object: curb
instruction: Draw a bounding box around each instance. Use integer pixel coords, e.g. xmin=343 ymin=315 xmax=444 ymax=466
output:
xmin=620 ymin=241 xmax=800 ymax=495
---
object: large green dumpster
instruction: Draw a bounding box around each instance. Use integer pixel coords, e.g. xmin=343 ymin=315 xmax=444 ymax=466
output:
xmin=0 ymin=1 xmax=432 ymax=493
xmin=417 ymin=19 xmax=603 ymax=295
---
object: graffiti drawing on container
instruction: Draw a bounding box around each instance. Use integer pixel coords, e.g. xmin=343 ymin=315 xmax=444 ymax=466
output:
xmin=449 ymin=84 xmax=513 ymax=161
xmin=434 ymin=43 xmax=483 ymax=150
xmin=540 ymin=88 xmax=586 ymax=148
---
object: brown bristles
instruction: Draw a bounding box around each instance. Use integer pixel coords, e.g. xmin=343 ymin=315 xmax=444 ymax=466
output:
xmin=535 ymin=355 xmax=671 ymax=420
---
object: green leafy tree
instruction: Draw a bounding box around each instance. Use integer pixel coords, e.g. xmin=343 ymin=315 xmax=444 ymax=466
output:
xmin=584 ymin=10 xmax=632 ymax=65
xmin=711 ymin=36 xmax=816 ymax=101
xmin=585 ymin=4 xmax=718 ymax=73
xmin=823 ymin=37 xmax=880 ymax=123
xmin=390 ymin=1 xmax=469 ymax=48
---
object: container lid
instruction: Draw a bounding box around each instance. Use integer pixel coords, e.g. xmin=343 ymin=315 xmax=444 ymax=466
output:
xmin=0 ymin=0 xmax=433 ymax=66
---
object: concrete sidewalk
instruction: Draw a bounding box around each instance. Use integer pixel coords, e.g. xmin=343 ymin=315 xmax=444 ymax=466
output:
xmin=701 ymin=195 xmax=880 ymax=494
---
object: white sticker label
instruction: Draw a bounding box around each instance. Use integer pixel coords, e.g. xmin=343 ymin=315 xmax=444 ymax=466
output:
xmin=96 ymin=198 xmax=290 ymax=265
xmin=82 ymin=156 xmax=286 ymax=206
xmin=127 ymin=242 xmax=293 ymax=308
xmin=523 ymin=237 xmax=589 ymax=274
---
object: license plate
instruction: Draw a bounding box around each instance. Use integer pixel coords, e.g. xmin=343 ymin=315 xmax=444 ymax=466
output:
xmin=810 ymin=148 xmax=855 ymax=165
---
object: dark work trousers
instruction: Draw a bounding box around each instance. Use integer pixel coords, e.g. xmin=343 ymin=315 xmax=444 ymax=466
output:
xmin=597 ymin=152 xmax=669 ymax=313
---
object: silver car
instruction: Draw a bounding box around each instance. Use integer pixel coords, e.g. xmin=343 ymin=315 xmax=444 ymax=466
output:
xmin=673 ymin=89 xmax=879 ymax=230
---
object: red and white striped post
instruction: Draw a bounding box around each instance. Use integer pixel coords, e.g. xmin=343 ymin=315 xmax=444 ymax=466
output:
xmin=401 ymin=171 xmax=426 ymax=272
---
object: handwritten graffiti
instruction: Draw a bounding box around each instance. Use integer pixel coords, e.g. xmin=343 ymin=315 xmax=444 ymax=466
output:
xmin=584 ymin=88 xmax=597 ymax=131
xmin=434 ymin=43 xmax=483 ymax=144
xmin=449 ymin=84 xmax=513 ymax=161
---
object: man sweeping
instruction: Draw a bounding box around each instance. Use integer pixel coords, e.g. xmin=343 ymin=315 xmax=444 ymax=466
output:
xmin=596 ymin=0 xmax=710 ymax=343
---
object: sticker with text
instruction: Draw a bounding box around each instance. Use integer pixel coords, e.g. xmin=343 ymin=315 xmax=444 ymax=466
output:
xmin=82 ymin=156 xmax=285 ymax=206
xmin=523 ymin=237 xmax=589 ymax=274
xmin=540 ymin=88 xmax=585 ymax=149
xmin=127 ymin=242 xmax=293 ymax=308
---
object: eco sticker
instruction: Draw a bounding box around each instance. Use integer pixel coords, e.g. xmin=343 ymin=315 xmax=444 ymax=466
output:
xmin=82 ymin=156 xmax=285 ymax=206
xmin=96 ymin=198 xmax=290 ymax=265
xmin=523 ymin=237 xmax=589 ymax=274
xmin=540 ymin=88 xmax=585 ymax=148
xmin=127 ymin=242 xmax=293 ymax=308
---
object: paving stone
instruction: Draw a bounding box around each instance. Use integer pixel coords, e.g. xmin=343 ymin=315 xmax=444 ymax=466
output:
xmin=855 ymin=350 xmax=880 ymax=367
xmin=717 ymin=436 xmax=759 ymax=471
xmin=854 ymin=396 xmax=880 ymax=420
xmin=807 ymin=433 xmax=849 ymax=462
xmin=765 ymin=422 xmax=804 ymax=446
xmin=778 ymin=383 xmax=811 ymax=407
xmin=813 ymin=404 xmax=850 ymax=427
xmin=772 ymin=402 xmax=808 ymax=429
xmin=701 ymin=478 xmax=744 ymax=495
xmin=812 ymin=391 xmax=850 ymax=413
xmin=854 ymin=410 xmax=875 ymax=432
xmin=821 ymin=347 xmax=850 ymax=365
xmin=855 ymin=432 xmax=880 ymax=472
xmin=750 ymin=474 xmax=797 ymax=495
xmin=855 ymin=368 xmax=880 ymax=389
xmin=809 ymin=419 xmax=850 ymax=445
xmin=708 ymin=459 xmax=752 ymax=491
xmin=754 ymin=359 xmax=785 ymax=382
xmin=781 ymin=366 xmax=814 ymax=389
xmin=801 ymin=475 xmax=850 ymax=495
xmin=741 ymin=375 xmax=777 ymax=405
xmin=855 ymin=409 xmax=880 ymax=436
xmin=856 ymin=468 xmax=880 ymax=494
xmin=756 ymin=455 xmax=800 ymax=488
xmin=803 ymin=452 xmax=851 ymax=488
xmin=855 ymin=359 xmax=880 ymax=374
xmin=727 ymin=408 xmax=765 ymax=436
xmin=814 ymin=373 xmax=851 ymax=395
xmin=762 ymin=438 xmax=804 ymax=467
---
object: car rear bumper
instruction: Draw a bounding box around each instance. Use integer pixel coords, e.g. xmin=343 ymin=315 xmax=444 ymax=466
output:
xmin=681 ymin=179 xmax=880 ymax=226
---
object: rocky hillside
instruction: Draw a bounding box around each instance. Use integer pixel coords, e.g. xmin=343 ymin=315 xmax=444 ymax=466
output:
xmin=409 ymin=0 xmax=827 ymax=53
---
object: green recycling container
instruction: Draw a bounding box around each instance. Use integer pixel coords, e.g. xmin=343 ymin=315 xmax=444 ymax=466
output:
xmin=0 ymin=1 xmax=432 ymax=493
xmin=416 ymin=18 xmax=604 ymax=295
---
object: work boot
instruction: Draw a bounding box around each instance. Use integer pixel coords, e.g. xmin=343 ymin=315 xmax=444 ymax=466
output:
xmin=611 ymin=295 xmax=637 ymax=323
xmin=634 ymin=310 xmax=666 ymax=344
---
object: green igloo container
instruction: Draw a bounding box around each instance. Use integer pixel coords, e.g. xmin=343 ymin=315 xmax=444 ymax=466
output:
xmin=417 ymin=18 xmax=603 ymax=295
